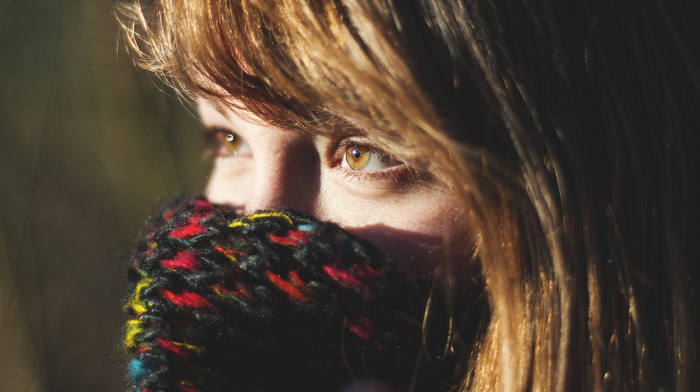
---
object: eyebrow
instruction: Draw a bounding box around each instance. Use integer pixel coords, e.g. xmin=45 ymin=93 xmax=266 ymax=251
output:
xmin=210 ymin=101 xmax=230 ymax=117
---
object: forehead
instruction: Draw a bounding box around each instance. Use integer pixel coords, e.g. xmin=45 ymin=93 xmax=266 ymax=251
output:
xmin=198 ymin=99 xmax=377 ymax=140
xmin=198 ymin=100 xmax=258 ymax=130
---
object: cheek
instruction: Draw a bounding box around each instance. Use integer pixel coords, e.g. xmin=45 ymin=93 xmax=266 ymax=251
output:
xmin=205 ymin=159 xmax=254 ymax=208
xmin=348 ymin=225 xmax=447 ymax=274
xmin=320 ymin=186 xmax=459 ymax=274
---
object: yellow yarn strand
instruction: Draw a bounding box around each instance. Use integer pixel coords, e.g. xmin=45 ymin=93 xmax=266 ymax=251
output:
xmin=128 ymin=276 xmax=153 ymax=315
xmin=228 ymin=212 xmax=293 ymax=229
xmin=168 ymin=340 xmax=201 ymax=352
xmin=125 ymin=319 xmax=144 ymax=349
xmin=212 ymin=284 xmax=246 ymax=305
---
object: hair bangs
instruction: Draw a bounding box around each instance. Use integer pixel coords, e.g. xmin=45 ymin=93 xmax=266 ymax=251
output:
xmin=118 ymin=1 xmax=457 ymax=162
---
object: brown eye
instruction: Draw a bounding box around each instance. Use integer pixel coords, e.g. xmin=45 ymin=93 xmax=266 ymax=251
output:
xmin=219 ymin=132 xmax=244 ymax=156
xmin=341 ymin=143 xmax=399 ymax=172
xmin=345 ymin=145 xmax=371 ymax=170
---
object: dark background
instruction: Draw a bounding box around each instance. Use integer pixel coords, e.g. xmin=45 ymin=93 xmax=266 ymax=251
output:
xmin=0 ymin=0 xmax=209 ymax=390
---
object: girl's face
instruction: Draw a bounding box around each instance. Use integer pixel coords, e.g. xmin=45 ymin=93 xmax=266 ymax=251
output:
xmin=200 ymin=100 xmax=459 ymax=273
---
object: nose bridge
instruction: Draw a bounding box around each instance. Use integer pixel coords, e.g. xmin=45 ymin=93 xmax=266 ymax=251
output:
xmin=244 ymin=136 xmax=319 ymax=214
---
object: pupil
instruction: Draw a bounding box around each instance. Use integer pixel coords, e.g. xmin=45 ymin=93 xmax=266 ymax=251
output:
xmin=351 ymin=149 xmax=362 ymax=159
xmin=225 ymin=133 xmax=236 ymax=142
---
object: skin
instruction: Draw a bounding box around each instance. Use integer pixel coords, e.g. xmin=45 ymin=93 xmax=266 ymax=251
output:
xmin=200 ymin=100 xmax=459 ymax=273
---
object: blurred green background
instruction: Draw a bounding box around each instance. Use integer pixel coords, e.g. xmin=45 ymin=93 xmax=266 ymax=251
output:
xmin=0 ymin=0 xmax=209 ymax=390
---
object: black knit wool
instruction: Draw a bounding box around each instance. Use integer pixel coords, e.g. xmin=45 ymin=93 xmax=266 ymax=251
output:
xmin=125 ymin=196 xmax=461 ymax=391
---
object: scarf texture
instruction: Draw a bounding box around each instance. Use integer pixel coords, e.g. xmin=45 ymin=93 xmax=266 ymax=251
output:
xmin=124 ymin=196 xmax=461 ymax=391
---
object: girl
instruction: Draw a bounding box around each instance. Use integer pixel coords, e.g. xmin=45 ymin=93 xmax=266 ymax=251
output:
xmin=116 ymin=0 xmax=699 ymax=390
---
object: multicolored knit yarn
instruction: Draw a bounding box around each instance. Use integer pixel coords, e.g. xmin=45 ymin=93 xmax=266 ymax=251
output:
xmin=125 ymin=196 xmax=460 ymax=391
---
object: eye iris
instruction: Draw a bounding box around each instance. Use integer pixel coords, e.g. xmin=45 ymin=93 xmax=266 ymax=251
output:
xmin=223 ymin=132 xmax=242 ymax=154
xmin=345 ymin=146 xmax=370 ymax=170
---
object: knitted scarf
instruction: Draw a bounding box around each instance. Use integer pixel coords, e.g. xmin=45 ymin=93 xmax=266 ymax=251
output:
xmin=124 ymin=196 xmax=461 ymax=391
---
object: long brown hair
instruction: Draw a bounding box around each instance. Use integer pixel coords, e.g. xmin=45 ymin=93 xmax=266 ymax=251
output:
xmin=116 ymin=0 xmax=699 ymax=390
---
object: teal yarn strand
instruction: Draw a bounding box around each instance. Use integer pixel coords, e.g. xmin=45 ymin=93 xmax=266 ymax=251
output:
xmin=128 ymin=359 xmax=147 ymax=384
